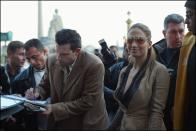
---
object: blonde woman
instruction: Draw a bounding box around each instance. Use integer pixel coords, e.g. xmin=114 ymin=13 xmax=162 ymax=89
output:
xmin=109 ymin=23 xmax=170 ymax=130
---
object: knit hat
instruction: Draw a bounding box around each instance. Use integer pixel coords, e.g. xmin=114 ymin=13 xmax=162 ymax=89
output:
xmin=185 ymin=0 xmax=196 ymax=9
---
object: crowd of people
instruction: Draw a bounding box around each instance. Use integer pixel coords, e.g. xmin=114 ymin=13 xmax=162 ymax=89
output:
xmin=0 ymin=0 xmax=195 ymax=130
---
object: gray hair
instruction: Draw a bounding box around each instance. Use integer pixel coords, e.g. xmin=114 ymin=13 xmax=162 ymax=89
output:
xmin=164 ymin=13 xmax=184 ymax=30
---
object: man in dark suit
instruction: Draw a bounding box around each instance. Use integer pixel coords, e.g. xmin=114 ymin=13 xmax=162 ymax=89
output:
xmin=153 ymin=13 xmax=185 ymax=131
xmin=25 ymin=29 xmax=108 ymax=130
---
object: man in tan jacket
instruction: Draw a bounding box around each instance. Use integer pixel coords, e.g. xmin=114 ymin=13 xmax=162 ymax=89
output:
xmin=26 ymin=29 xmax=108 ymax=130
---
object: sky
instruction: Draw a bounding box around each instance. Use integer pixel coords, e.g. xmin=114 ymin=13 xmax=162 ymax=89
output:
xmin=1 ymin=1 xmax=187 ymax=48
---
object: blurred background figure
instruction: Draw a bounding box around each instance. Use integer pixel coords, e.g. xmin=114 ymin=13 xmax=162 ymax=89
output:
xmin=98 ymin=39 xmax=117 ymax=69
xmin=94 ymin=48 xmax=103 ymax=61
xmin=109 ymin=45 xmax=124 ymax=63
xmin=104 ymin=43 xmax=129 ymax=123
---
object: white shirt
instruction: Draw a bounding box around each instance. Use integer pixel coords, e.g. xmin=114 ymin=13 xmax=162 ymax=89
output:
xmin=33 ymin=68 xmax=45 ymax=87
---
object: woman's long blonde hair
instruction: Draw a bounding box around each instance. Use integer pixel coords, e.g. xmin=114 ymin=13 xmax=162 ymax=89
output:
xmin=127 ymin=23 xmax=156 ymax=64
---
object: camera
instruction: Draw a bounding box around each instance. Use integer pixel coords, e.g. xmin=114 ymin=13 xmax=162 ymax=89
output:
xmin=98 ymin=39 xmax=116 ymax=68
xmin=98 ymin=39 xmax=108 ymax=49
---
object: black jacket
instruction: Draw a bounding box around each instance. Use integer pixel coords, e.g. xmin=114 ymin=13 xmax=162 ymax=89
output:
xmin=12 ymin=65 xmax=36 ymax=96
xmin=184 ymin=43 xmax=196 ymax=130
xmin=153 ymin=39 xmax=180 ymax=130
xmin=104 ymin=60 xmax=128 ymax=116
xmin=0 ymin=66 xmax=10 ymax=94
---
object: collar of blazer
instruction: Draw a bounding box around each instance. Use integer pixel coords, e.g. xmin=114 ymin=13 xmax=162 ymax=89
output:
xmin=54 ymin=50 xmax=85 ymax=96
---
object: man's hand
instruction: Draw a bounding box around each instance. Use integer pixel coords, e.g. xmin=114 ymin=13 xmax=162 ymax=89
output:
xmin=25 ymin=88 xmax=39 ymax=100
xmin=41 ymin=104 xmax=52 ymax=116
xmin=6 ymin=116 xmax=16 ymax=123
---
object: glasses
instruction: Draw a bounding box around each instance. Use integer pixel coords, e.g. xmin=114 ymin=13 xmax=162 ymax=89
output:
xmin=127 ymin=36 xmax=148 ymax=45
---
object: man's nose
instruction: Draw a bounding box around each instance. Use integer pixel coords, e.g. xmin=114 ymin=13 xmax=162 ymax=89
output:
xmin=22 ymin=57 xmax=26 ymax=61
xmin=56 ymin=54 xmax=61 ymax=61
xmin=29 ymin=59 xmax=36 ymax=65
xmin=176 ymin=32 xmax=182 ymax=40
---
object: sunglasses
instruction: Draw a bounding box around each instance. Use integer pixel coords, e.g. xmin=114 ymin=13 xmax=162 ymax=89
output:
xmin=127 ymin=36 xmax=148 ymax=45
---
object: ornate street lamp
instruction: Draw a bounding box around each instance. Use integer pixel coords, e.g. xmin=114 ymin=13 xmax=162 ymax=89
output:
xmin=126 ymin=11 xmax=132 ymax=33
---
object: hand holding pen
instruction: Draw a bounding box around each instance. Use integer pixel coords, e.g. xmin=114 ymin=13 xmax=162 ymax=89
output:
xmin=25 ymin=87 xmax=39 ymax=100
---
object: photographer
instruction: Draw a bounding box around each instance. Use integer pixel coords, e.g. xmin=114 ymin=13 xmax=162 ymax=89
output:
xmin=99 ymin=39 xmax=129 ymax=122
xmin=99 ymin=39 xmax=117 ymax=69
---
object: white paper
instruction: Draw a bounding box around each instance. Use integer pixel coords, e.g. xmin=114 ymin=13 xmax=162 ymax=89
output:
xmin=3 ymin=95 xmax=47 ymax=106
xmin=0 ymin=96 xmax=22 ymax=110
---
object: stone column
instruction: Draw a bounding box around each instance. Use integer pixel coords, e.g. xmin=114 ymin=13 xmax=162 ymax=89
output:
xmin=38 ymin=1 xmax=43 ymax=38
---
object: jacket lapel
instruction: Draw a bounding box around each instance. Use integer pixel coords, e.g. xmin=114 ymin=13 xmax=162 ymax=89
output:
xmin=53 ymin=63 xmax=64 ymax=101
xmin=62 ymin=51 xmax=84 ymax=96
xmin=115 ymin=65 xmax=131 ymax=101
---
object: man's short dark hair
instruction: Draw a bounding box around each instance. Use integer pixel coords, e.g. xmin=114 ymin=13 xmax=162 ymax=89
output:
xmin=24 ymin=38 xmax=44 ymax=52
xmin=55 ymin=29 xmax=81 ymax=51
xmin=7 ymin=41 xmax=24 ymax=54
xmin=164 ymin=14 xmax=185 ymax=30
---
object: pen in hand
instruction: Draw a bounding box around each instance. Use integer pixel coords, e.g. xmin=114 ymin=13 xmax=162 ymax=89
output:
xmin=25 ymin=87 xmax=39 ymax=100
